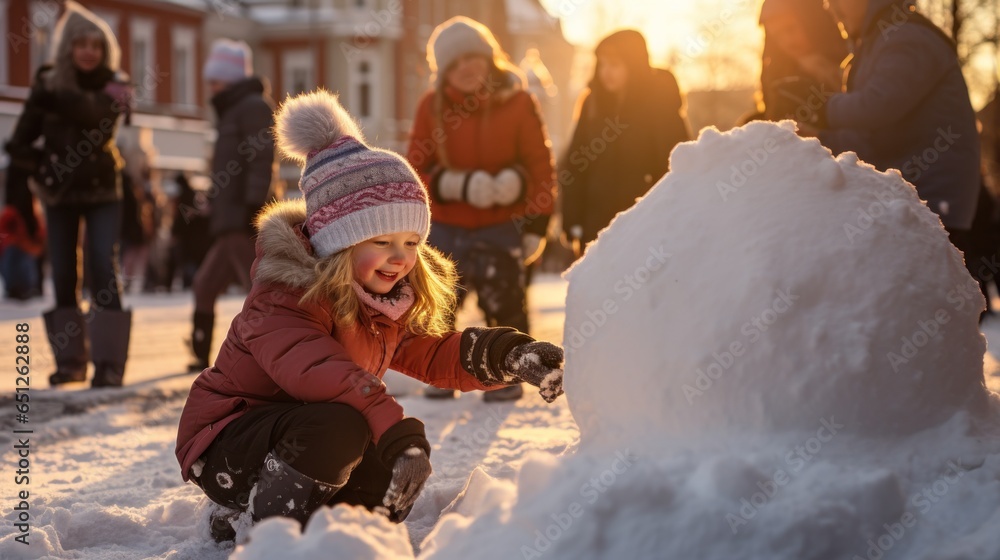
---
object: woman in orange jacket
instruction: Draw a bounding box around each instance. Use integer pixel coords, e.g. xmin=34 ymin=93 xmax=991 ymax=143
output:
xmin=406 ymin=16 xmax=557 ymax=400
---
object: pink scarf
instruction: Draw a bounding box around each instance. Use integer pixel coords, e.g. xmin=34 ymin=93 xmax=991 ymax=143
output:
xmin=352 ymin=280 xmax=415 ymax=321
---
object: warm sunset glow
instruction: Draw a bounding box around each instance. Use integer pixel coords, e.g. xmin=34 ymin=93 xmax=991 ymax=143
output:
xmin=540 ymin=0 xmax=764 ymax=91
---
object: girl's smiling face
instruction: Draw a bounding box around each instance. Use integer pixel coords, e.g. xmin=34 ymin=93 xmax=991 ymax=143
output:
xmin=353 ymin=232 xmax=421 ymax=294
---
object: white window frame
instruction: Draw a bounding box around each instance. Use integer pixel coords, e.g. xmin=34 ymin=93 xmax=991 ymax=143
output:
xmin=281 ymin=49 xmax=314 ymax=97
xmin=130 ymin=18 xmax=157 ymax=104
xmin=348 ymin=49 xmax=379 ymax=128
xmin=171 ymin=26 xmax=196 ymax=107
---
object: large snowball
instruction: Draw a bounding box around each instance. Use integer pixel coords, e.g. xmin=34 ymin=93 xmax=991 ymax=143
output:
xmin=564 ymin=121 xmax=987 ymax=448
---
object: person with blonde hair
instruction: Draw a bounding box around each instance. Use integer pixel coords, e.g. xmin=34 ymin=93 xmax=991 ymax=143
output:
xmin=175 ymin=90 xmax=565 ymax=541
xmin=407 ymin=16 xmax=557 ymax=401
xmin=5 ymin=2 xmax=133 ymax=387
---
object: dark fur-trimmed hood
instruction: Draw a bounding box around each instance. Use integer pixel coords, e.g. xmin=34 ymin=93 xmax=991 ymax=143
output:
xmin=252 ymin=199 xmax=321 ymax=291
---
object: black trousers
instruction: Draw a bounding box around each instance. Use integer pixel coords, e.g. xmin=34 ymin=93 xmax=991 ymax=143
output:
xmin=194 ymin=402 xmax=393 ymax=513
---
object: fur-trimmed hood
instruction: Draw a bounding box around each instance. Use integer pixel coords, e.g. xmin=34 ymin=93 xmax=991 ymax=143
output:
xmin=251 ymin=199 xmax=321 ymax=291
xmin=46 ymin=1 xmax=121 ymax=92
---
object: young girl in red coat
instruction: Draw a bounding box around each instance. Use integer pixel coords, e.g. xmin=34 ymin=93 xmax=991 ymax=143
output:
xmin=175 ymin=89 xmax=564 ymax=540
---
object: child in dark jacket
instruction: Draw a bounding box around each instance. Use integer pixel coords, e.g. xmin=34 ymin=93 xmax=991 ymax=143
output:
xmin=175 ymin=90 xmax=565 ymax=540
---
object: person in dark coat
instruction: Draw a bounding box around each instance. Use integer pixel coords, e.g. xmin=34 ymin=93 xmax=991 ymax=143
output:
xmin=757 ymin=0 xmax=848 ymax=121
xmin=188 ymin=39 xmax=275 ymax=372
xmin=5 ymin=2 xmax=133 ymax=387
xmin=170 ymin=173 xmax=210 ymax=290
xmin=560 ymin=30 xmax=691 ymax=249
xmin=808 ymin=0 xmax=980 ymax=246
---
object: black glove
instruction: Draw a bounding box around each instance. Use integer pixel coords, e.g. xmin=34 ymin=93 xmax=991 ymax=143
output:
xmin=502 ymin=340 xmax=564 ymax=403
xmin=374 ymin=418 xmax=432 ymax=522
xmin=460 ymin=327 xmax=565 ymax=403
xmin=376 ymin=447 xmax=432 ymax=522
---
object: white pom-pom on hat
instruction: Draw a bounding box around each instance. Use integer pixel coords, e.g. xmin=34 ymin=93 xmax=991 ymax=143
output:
xmin=274 ymin=88 xmax=363 ymax=163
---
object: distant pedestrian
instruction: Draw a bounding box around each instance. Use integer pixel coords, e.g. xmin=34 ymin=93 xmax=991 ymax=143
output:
xmin=170 ymin=173 xmax=210 ymax=290
xmin=406 ymin=17 xmax=557 ymax=401
xmin=0 ymin=166 xmax=45 ymax=301
xmin=560 ymin=30 xmax=690 ymax=250
xmin=188 ymin=39 xmax=275 ymax=372
xmin=807 ymin=0 xmax=980 ymax=250
xmin=757 ymin=0 xmax=847 ymax=121
xmin=5 ymin=2 xmax=134 ymax=387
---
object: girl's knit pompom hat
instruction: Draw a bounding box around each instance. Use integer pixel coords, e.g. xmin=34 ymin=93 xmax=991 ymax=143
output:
xmin=274 ymin=89 xmax=430 ymax=258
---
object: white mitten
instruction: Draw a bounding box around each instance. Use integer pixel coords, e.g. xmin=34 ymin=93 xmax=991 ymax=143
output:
xmin=465 ymin=170 xmax=496 ymax=209
xmin=436 ymin=170 xmax=466 ymax=203
xmin=493 ymin=168 xmax=524 ymax=206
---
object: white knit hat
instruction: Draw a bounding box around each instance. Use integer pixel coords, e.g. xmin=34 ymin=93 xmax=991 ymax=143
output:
xmin=427 ymin=17 xmax=499 ymax=87
xmin=203 ymin=39 xmax=252 ymax=83
xmin=274 ymin=89 xmax=430 ymax=258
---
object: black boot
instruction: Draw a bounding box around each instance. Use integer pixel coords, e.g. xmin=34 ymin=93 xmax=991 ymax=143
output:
xmin=189 ymin=311 xmax=214 ymax=373
xmin=209 ymin=506 xmax=240 ymax=543
xmin=90 ymin=309 xmax=132 ymax=388
xmin=43 ymin=308 xmax=90 ymax=386
xmin=250 ymin=451 xmax=344 ymax=526
xmin=483 ymin=383 xmax=523 ymax=402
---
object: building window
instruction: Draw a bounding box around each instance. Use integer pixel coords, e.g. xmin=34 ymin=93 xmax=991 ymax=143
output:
xmin=358 ymin=61 xmax=371 ymax=118
xmin=130 ymin=18 xmax=157 ymax=104
xmin=0 ymin=0 xmax=8 ymax=85
xmin=282 ymin=50 xmax=314 ymax=97
xmin=172 ymin=27 xmax=196 ymax=106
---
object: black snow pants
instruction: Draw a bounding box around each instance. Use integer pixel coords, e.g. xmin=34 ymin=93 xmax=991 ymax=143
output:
xmin=193 ymin=402 xmax=393 ymax=514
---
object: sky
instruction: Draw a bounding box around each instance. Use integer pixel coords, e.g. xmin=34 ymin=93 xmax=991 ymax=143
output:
xmin=538 ymin=0 xmax=765 ymax=91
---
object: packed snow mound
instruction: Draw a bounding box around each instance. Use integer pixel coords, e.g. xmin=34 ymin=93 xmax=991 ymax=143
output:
xmin=416 ymin=121 xmax=1000 ymax=560
xmin=232 ymin=504 xmax=415 ymax=559
xmin=564 ymin=120 xmax=987 ymax=446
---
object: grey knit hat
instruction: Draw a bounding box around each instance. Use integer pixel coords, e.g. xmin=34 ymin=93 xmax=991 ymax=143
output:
xmin=274 ymin=89 xmax=430 ymax=258
xmin=427 ymin=16 xmax=499 ymax=87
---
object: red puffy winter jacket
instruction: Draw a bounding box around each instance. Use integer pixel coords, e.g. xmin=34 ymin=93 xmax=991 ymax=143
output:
xmin=406 ymin=75 xmax=555 ymax=234
xmin=174 ymin=200 xmax=495 ymax=481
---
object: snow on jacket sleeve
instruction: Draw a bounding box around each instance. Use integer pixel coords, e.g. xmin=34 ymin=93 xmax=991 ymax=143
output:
xmin=238 ymin=289 xmax=404 ymax=443
xmin=514 ymin=92 xmax=556 ymax=236
xmin=826 ymin=25 xmax=953 ymax=130
xmin=389 ymin=331 xmax=497 ymax=391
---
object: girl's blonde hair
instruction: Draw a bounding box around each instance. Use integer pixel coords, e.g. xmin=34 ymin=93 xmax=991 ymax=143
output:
xmin=301 ymin=243 xmax=458 ymax=336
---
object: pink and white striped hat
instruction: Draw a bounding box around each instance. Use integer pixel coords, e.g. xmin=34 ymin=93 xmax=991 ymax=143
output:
xmin=274 ymin=89 xmax=430 ymax=258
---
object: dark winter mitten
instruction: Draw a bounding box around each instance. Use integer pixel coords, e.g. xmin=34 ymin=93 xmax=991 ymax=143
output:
xmin=460 ymin=327 xmax=565 ymax=403
xmin=377 ymin=447 xmax=432 ymax=521
xmin=375 ymin=418 xmax=432 ymax=522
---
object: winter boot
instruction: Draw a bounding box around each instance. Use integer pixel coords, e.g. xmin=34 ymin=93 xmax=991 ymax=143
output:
xmin=44 ymin=308 xmax=90 ymax=386
xmin=250 ymin=451 xmax=344 ymax=526
xmin=424 ymin=386 xmax=457 ymax=399
xmin=89 ymin=309 xmax=132 ymax=388
xmin=208 ymin=505 xmax=241 ymax=543
xmin=483 ymin=383 xmax=523 ymax=402
xmin=188 ymin=311 xmax=214 ymax=373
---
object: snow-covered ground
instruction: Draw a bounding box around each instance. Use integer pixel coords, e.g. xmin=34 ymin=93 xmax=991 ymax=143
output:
xmin=3 ymin=122 xmax=1000 ymax=559
xmin=0 ymin=276 xmax=575 ymax=559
